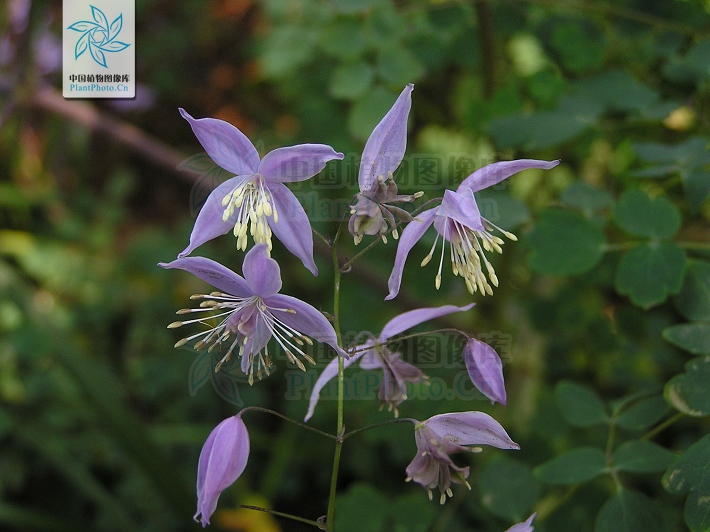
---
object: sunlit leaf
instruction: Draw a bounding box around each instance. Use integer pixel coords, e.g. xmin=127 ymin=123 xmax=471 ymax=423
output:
xmin=330 ymin=62 xmax=374 ymax=100
xmin=613 ymin=189 xmax=681 ymax=239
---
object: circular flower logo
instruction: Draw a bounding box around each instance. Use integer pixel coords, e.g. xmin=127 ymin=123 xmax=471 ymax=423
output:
xmin=67 ymin=5 xmax=130 ymax=68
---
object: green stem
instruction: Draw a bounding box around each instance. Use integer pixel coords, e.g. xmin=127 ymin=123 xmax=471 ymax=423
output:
xmin=603 ymin=242 xmax=638 ymax=252
xmin=642 ymin=412 xmax=685 ymax=441
xmin=343 ymin=418 xmax=417 ymax=441
xmin=677 ymin=241 xmax=710 ymax=251
xmin=238 ymin=505 xmax=325 ymax=529
xmin=241 ymin=406 xmax=337 ymax=441
xmin=326 ymin=229 xmax=345 ymax=532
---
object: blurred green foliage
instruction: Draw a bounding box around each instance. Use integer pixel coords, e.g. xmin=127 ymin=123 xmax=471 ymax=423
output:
xmin=2 ymin=0 xmax=710 ymax=530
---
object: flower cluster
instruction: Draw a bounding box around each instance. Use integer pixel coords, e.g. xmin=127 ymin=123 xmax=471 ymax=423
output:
xmin=163 ymin=83 xmax=557 ymax=528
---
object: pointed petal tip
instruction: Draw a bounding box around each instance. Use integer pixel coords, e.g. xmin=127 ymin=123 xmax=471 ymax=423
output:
xmin=178 ymin=107 xmax=191 ymax=120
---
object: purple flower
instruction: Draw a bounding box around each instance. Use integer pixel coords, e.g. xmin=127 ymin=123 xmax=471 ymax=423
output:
xmin=178 ymin=108 xmax=344 ymax=275
xmin=348 ymin=84 xmax=422 ymax=244
xmin=463 ymin=336 xmax=506 ymax=405
xmin=161 ymin=243 xmax=346 ymax=384
xmin=305 ymin=304 xmax=474 ymax=421
xmin=405 ymin=412 xmax=519 ymax=504
xmin=194 ymin=414 xmax=250 ymax=527
xmin=505 ymin=513 xmax=536 ymax=532
xmin=387 ymin=159 xmax=560 ymax=299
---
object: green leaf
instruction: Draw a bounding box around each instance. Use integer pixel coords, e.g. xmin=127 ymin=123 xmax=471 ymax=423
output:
xmin=535 ymin=447 xmax=607 ymax=485
xmin=683 ymin=169 xmax=710 ymax=213
xmin=663 ymin=323 xmax=710 ymax=355
xmin=663 ymin=40 xmax=710 ymax=84
xmin=488 ymin=111 xmax=589 ymax=150
xmin=574 ymin=70 xmax=660 ymax=113
xmin=527 ymin=209 xmax=606 ymax=275
xmin=561 ymin=182 xmax=614 ymax=214
xmin=188 ymin=350 xmax=211 ymax=396
xmin=554 ymin=381 xmax=609 ymax=427
xmin=615 ymin=395 xmax=669 ymax=431
xmin=633 ymin=138 xmax=710 ymax=165
xmin=476 ymin=190 xmax=531 ymax=231
xmin=376 ymin=45 xmax=425 ymax=85
xmin=594 ymin=489 xmax=663 ymax=532
xmin=664 ymin=356 xmax=710 ymax=416
xmin=319 ymin=19 xmax=367 ymax=59
xmin=334 ymin=483 xmax=389 ymax=532
xmin=391 ymin=493 xmax=437 ymax=532
xmin=330 ymin=61 xmax=374 ymax=100
xmin=550 ymin=22 xmax=605 ymax=73
xmin=615 ymin=242 xmax=686 ymax=309
xmin=613 ymin=440 xmax=676 ymax=473
xmin=478 ymin=458 xmax=540 ymax=521
xmin=674 ymin=260 xmax=710 ymax=322
xmin=613 ymin=189 xmax=681 ymax=239
xmin=663 ymin=433 xmax=710 ymax=532
xmin=259 ymin=26 xmax=317 ymax=79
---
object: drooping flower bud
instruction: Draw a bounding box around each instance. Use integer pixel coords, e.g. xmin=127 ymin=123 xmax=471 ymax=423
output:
xmin=194 ymin=414 xmax=250 ymax=527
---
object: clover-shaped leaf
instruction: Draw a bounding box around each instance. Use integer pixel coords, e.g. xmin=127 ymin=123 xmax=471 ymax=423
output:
xmin=595 ymin=489 xmax=663 ymax=532
xmin=613 ymin=189 xmax=681 ymax=239
xmin=535 ymin=447 xmax=607 ymax=485
xmin=664 ymin=356 xmax=710 ymax=416
xmin=555 ymin=381 xmax=609 ymax=427
xmin=527 ymin=208 xmax=606 ymax=275
xmin=663 ymin=323 xmax=710 ymax=355
xmin=615 ymin=242 xmax=686 ymax=309
xmin=663 ymin=433 xmax=710 ymax=532
xmin=478 ymin=458 xmax=539 ymax=521
xmin=613 ymin=440 xmax=675 ymax=473
xmin=674 ymin=260 xmax=710 ymax=322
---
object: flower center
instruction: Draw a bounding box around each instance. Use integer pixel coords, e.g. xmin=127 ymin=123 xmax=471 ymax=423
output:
xmin=420 ymin=218 xmax=517 ymax=295
xmin=221 ymin=175 xmax=278 ymax=252
xmin=168 ymin=292 xmax=315 ymax=385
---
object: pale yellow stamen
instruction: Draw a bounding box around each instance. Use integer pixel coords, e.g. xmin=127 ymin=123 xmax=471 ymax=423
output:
xmin=222 ymin=176 xmax=277 ymax=253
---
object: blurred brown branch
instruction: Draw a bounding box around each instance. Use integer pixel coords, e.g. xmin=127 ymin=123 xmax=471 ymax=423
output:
xmin=30 ymin=87 xmax=195 ymax=183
